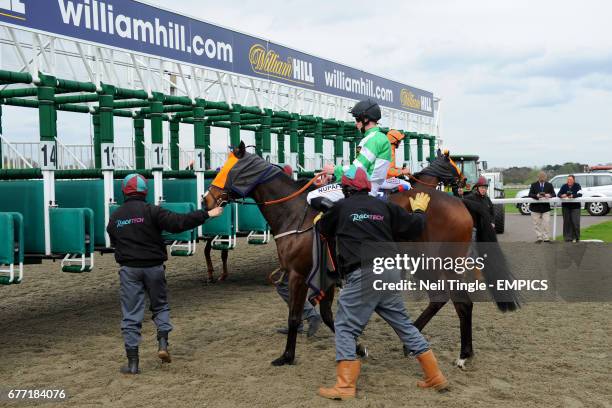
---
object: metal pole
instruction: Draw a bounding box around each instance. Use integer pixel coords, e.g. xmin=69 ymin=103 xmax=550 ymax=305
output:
xmin=230 ymin=105 xmax=241 ymax=148
xmin=150 ymin=93 xmax=165 ymax=205
xmin=335 ymin=123 xmax=345 ymax=166
xmin=193 ymin=105 xmax=206 ymax=237
xmin=134 ymin=117 xmax=145 ymax=170
xmin=314 ymin=119 xmax=323 ymax=169
xmin=277 ymin=131 xmax=285 ymax=165
xmin=261 ymin=110 xmax=272 ymax=162
xmin=99 ymin=84 xmax=116 ymax=248
xmin=289 ymin=114 xmax=299 ymax=169
xmin=37 ymin=74 xmax=58 ymax=256
xmin=170 ymin=120 xmax=180 ymax=170
xmin=93 ymin=113 xmax=101 ymax=169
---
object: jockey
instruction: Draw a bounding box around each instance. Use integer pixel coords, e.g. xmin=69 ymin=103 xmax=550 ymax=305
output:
xmin=307 ymin=99 xmax=392 ymax=208
xmin=380 ymin=129 xmax=411 ymax=192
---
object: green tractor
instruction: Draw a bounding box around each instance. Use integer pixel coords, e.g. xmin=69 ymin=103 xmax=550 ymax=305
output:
xmin=450 ymin=154 xmax=506 ymax=234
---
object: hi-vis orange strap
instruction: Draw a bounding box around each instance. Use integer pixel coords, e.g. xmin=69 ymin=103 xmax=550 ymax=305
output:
xmin=212 ymin=152 xmax=239 ymax=189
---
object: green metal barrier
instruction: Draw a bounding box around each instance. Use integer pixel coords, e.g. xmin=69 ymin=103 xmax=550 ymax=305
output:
xmin=237 ymin=199 xmax=270 ymax=245
xmin=0 ymin=181 xmax=45 ymax=254
xmin=50 ymin=208 xmax=95 ymax=273
xmin=56 ymin=180 xmax=107 ymax=247
xmin=0 ymin=212 xmax=24 ymax=285
xmin=161 ymin=202 xmax=197 ymax=256
xmin=201 ymin=203 xmax=237 ymax=250
xmin=163 ymin=178 xmax=198 ymax=207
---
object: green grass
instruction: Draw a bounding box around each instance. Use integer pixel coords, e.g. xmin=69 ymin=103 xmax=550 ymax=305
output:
xmin=576 ymin=221 xmax=612 ymax=242
xmin=505 ymin=188 xmax=521 ymax=214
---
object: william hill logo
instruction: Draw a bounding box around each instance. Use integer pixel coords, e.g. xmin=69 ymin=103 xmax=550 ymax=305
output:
xmin=400 ymin=89 xmax=433 ymax=113
xmin=0 ymin=0 xmax=26 ymax=19
xmin=249 ymin=44 xmax=314 ymax=86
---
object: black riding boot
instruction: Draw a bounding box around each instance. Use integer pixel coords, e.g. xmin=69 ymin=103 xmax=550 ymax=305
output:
xmin=157 ymin=331 xmax=172 ymax=363
xmin=120 ymin=347 xmax=140 ymax=375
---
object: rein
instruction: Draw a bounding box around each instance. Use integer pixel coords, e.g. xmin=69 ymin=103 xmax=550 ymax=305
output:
xmin=407 ymin=174 xmax=441 ymax=188
xmin=227 ymin=171 xmax=327 ymax=206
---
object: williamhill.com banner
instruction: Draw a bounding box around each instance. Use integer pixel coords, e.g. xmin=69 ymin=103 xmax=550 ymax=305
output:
xmin=0 ymin=0 xmax=434 ymax=117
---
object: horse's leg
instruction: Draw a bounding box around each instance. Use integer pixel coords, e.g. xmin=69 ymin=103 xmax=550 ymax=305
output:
xmin=413 ymin=290 xmax=449 ymax=331
xmin=450 ymin=290 xmax=474 ymax=369
xmin=218 ymin=250 xmax=229 ymax=282
xmin=272 ymin=269 xmax=307 ymax=366
xmin=204 ymin=240 xmax=215 ymax=283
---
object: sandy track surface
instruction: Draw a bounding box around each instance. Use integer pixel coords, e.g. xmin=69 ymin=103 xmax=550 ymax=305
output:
xmin=1 ymin=240 xmax=610 ymax=408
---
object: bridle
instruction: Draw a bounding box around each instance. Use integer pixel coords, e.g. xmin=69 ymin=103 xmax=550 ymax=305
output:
xmin=206 ymin=171 xmax=326 ymax=209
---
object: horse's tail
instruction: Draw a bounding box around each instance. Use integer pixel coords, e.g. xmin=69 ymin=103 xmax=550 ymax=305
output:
xmin=463 ymin=199 xmax=521 ymax=312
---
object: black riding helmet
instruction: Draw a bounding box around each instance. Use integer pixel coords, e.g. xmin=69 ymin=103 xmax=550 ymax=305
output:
xmin=350 ymin=99 xmax=381 ymax=122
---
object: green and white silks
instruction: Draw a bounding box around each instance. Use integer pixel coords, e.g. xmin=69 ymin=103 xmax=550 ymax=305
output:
xmin=334 ymin=126 xmax=392 ymax=195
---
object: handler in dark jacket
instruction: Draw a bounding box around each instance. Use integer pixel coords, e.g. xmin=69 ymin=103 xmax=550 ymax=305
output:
xmin=528 ymin=172 xmax=556 ymax=243
xmin=107 ymin=174 xmax=223 ymax=375
xmin=317 ymin=167 xmax=448 ymax=400
xmin=557 ymin=175 xmax=583 ymax=242
xmin=464 ymin=176 xmax=495 ymax=229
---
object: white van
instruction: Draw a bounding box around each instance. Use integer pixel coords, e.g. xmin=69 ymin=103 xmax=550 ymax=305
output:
xmin=516 ymin=173 xmax=612 ymax=216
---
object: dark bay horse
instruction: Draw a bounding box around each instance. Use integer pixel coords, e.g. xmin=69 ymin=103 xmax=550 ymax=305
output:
xmin=205 ymin=143 xmax=519 ymax=367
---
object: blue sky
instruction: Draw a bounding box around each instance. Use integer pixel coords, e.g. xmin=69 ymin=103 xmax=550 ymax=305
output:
xmin=2 ymin=0 xmax=611 ymax=167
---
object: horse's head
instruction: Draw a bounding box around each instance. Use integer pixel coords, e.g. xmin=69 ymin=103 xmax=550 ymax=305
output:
xmin=204 ymin=141 xmax=283 ymax=209
xmin=204 ymin=142 xmax=247 ymax=210
xmin=441 ymin=149 xmax=466 ymax=187
xmin=418 ymin=149 xmax=465 ymax=187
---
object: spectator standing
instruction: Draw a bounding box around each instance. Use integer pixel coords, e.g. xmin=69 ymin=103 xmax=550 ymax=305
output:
xmin=528 ymin=172 xmax=555 ymax=243
xmin=558 ymin=175 xmax=583 ymax=242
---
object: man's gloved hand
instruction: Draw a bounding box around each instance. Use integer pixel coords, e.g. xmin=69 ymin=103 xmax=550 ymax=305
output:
xmin=313 ymin=212 xmax=323 ymax=224
xmin=409 ymin=192 xmax=431 ymax=213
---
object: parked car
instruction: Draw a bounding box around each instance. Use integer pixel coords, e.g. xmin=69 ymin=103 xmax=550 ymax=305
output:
xmin=516 ymin=173 xmax=612 ymax=216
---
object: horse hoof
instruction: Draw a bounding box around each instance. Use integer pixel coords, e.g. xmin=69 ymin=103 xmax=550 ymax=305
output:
xmin=455 ymin=358 xmax=467 ymax=370
xmin=356 ymin=344 xmax=369 ymax=358
xmin=206 ymin=278 xmax=215 ymax=284
xmin=218 ymin=275 xmax=228 ymax=282
xmin=271 ymin=355 xmax=295 ymax=366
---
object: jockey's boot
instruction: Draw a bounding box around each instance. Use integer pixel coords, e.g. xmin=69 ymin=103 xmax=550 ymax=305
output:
xmin=416 ymin=350 xmax=448 ymax=391
xmin=307 ymin=315 xmax=322 ymax=338
xmin=120 ymin=347 xmax=140 ymax=375
xmin=157 ymin=331 xmax=172 ymax=363
xmin=318 ymin=360 xmax=361 ymax=400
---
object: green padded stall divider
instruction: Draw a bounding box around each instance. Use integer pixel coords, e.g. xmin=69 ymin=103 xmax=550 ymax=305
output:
xmin=163 ymin=178 xmax=198 ymax=207
xmin=201 ymin=203 xmax=237 ymax=250
xmin=0 ymin=180 xmax=45 ymax=254
xmin=50 ymin=208 xmax=94 ymax=254
xmin=56 ymin=179 xmax=106 ymax=247
xmin=237 ymin=200 xmax=268 ymax=232
xmin=0 ymin=213 xmax=15 ymax=265
xmin=161 ymin=202 xmax=197 ymax=256
xmin=237 ymin=199 xmax=270 ymax=245
xmin=0 ymin=212 xmax=24 ymax=284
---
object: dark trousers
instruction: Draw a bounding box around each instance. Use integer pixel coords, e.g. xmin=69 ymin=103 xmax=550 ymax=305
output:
xmin=562 ymin=207 xmax=581 ymax=241
xmin=119 ymin=265 xmax=173 ymax=349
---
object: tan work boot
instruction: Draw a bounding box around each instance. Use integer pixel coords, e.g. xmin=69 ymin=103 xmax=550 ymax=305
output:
xmin=416 ymin=350 xmax=449 ymax=391
xmin=318 ymin=360 xmax=361 ymax=400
